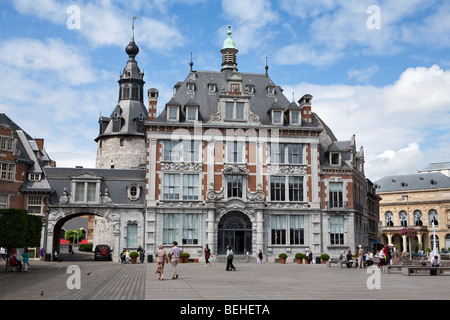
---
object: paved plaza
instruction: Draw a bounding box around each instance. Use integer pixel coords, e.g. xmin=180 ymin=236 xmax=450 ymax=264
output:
xmin=1 ymin=253 xmax=449 ymax=302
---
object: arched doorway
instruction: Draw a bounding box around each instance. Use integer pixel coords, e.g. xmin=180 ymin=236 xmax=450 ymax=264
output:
xmin=217 ymin=211 xmax=252 ymax=255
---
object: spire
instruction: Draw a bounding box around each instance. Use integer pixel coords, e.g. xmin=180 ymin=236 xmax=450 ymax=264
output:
xmin=221 ymin=25 xmax=238 ymax=71
xmin=125 ymin=16 xmax=139 ymax=59
xmin=265 ymin=56 xmax=269 ymax=77
xmin=190 ymin=52 xmax=193 ymax=72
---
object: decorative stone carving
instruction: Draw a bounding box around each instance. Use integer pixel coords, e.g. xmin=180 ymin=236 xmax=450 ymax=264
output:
xmin=210 ymin=109 xmax=221 ymax=122
xmin=162 ymin=162 xmax=202 ymax=172
xmin=207 ymin=185 xmax=224 ymax=201
xmin=247 ymin=184 xmax=265 ymax=201
xmin=249 ymin=112 xmax=260 ymax=123
xmin=222 ymin=164 xmax=249 ymax=175
xmin=101 ymin=188 xmax=112 ymax=204
xmin=268 ymin=164 xmax=307 ymax=175
xmin=59 ymin=187 xmax=70 ymax=204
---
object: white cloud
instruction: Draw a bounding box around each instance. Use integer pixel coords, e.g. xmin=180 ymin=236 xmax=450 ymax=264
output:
xmin=12 ymin=0 xmax=184 ymax=51
xmin=0 ymin=38 xmax=96 ymax=85
xmin=281 ymin=64 xmax=450 ymax=180
xmin=274 ymin=43 xmax=342 ymax=67
xmin=347 ymin=65 xmax=379 ymax=82
xmin=220 ymin=0 xmax=278 ymax=54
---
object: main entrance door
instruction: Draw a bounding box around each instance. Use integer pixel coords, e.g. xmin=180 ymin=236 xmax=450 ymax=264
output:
xmin=218 ymin=211 xmax=252 ymax=255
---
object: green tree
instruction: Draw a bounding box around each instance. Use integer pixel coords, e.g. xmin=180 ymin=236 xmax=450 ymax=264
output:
xmin=65 ymin=229 xmax=85 ymax=244
xmin=0 ymin=209 xmax=42 ymax=272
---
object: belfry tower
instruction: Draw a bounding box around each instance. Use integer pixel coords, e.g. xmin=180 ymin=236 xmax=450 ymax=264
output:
xmin=95 ymin=18 xmax=148 ymax=169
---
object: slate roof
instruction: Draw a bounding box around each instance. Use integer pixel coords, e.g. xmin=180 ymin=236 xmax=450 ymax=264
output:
xmin=374 ymin=172 xmax=450 ymax=192
xmin=44 ymin=167 xmax=146 ymax=206
xmin=152 ymin=69 xmax=321 ymax=128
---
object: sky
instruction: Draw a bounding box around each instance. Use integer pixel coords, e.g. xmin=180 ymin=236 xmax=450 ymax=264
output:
xmin=0 ymin=0 xmax=449 ymax=182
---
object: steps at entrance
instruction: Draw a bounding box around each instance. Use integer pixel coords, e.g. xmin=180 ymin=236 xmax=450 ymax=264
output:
xmin=214 ymin=255 xmax=256 ymax=263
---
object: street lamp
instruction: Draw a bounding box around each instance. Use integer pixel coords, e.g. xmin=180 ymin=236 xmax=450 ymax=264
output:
xmin=397 ymin=195 xmax=412 ymax=261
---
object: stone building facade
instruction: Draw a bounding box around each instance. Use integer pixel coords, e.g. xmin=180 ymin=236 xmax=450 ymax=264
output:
xmin=375 ymin=162 xmax=450 ymax=254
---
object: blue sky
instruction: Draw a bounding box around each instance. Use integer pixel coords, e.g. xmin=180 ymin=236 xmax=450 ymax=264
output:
xmin=0 ymin=0 xmax=449 ymax=181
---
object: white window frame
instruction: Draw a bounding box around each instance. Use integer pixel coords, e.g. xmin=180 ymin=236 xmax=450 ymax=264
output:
xmin=27 ymin=196 xmax=43 ymax=214
xmin=290 ymin=111 xmax=300 ymax=125
xmin=186 ymin=107 xmax=198 ymax=121
xmin=167 ymin=106 xmax=180 ymax=121
xmin=73 ymin=180 xmax=100 ymax=203
xmin=223 ymin=100 xmax=246 ymax=121
xmin=226 ymin=141 xmax=245 ymax=163
xmin=0 ymin=162 xmax=15 ymax=181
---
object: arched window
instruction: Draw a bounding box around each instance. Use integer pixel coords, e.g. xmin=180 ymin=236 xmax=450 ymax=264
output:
xmin=413 ymin=210 xmax=423 ymax=226
xmin=385 ymin=211 xmax=394 ymax=226
xmin=429 ymin=209 xmax=438 ymax=226
xmin=399 ymin=210 xmax=408 ymax=227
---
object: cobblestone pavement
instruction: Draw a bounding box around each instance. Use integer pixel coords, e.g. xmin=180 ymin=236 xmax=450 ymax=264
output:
xmin=1 ymin=256 xmax=449 ymax=301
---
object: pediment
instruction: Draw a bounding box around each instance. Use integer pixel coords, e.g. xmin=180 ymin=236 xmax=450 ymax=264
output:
xmin=69 ymin=170 xmax=103 ymax=180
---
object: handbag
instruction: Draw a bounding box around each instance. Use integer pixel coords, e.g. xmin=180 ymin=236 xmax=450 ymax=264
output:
xmin=228 ymin=254 xmax=234 ymax=260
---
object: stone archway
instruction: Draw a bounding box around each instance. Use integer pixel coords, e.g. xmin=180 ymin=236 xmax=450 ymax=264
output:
xmin=217 ymin=211 xmax=253 ymax=255
xmin=45 ymin=207 xmax=121 ymax=261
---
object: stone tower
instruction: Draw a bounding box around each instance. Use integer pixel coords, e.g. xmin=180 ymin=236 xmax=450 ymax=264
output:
xmin=95 ymin=20 xmax=148 ymax=169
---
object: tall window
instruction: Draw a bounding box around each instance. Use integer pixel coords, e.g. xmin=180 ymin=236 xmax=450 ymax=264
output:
xmin=227 ymin=141 xmax=244 ymax=163
xmin=74 ymin=182 xmax=97 ymax=203
xmin=0 ymin=162 xmax=14 ymax=180
xmin=289 ymin=176 xmax=303 ymax=201
xmin=0 ymin=136 xmax=13 ymax=151
xmin=225 ymin=102 xmax=244 ymax=120
xmin=429 ymin=209 xmax=438 ymax=226
xmin=227 ymin=175 xmax=243 ymax=198
xmin=27 ymin=196 xmax=43 ymax=214
xmin=272 ymin=111 xmax=283 ymax=124
xmin=330 ymin=216 xmax=344 ymax=245
xmin=127 ymin=224 xmax=138 ymax=247
xmin=183 ymin=174 xmax=199 ymax=200
xmin=270 ymin=176 xmax=285 ymax=201
xmin=163 ymin=174 xmax=180 ymax=200
xmin=414 ymin=210 xmax=423 ymax=226
xmin=163 ymin=214 xmax=179 ymax=244
xmin=385 ymin=211 xmax=394 ymax=226
xmin=290 ymin=215 xmax=304 ymax=245
xmin=183 ymin=140 xmax=199 ymax=162
xmin=271 ymin=215 xmax=286 ymax=245
xmin=328 ymin=182 xmax=343 ymax=208
xmin=164 ymin=141 xmax=181 ymax=161
xmin=270 ymin=143 xmax=303 ymax=164
xmin=182 ymin=214 xmax=198 ymax=245
xmin=399 ymin=210 xmax=408 ymax=227
xmin=0 ymin=194 xmax=8 ymax=208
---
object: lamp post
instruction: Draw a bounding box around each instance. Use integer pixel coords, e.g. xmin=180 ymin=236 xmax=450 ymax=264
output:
xmin=398 ymin=195 xmax=412 ymax=261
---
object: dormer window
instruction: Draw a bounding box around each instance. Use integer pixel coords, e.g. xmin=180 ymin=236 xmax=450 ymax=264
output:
xmin=187 ymin=83 xmax=195 ymax=94
xmin=127 ymin=183 xmax=141 ymax=201
xmin=230 ymin=84 xmax=240 ymax=94
xmin=267 ymin=86 xmax=275 ymax=96
xmin=272 ymin=110 xmax=283 ymax=125
xmin=28 ymin=173 xmax=41 ymax=182
xmin=167 ymin=106 xmax=180 ymax=121
xmin=246 ymin=85 xmax=254 ymax=95
xmin=186 ymin=107 xmax=198 ymax=121
xmin=330 ymin=152 xmax=340 ymax=166
xmin=225 ymin=101 xmax=245 ymax=120
xmin=290 ymin=111 xmax=300 ymax=125
xmin=208 ymin=84 xmax=217 ymax=93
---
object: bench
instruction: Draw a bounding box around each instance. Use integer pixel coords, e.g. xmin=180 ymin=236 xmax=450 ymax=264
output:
xmin=326 ymin=258 xmax=347 ymax=268
xmin=401 ymin=266 xmax=450 ymax=276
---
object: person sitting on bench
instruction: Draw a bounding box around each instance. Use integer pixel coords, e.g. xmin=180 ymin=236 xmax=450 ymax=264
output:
xmin=10 ymin=254 xmax=22 ymax=272
xmin=431 ymin=255 xmax=442 ymax=274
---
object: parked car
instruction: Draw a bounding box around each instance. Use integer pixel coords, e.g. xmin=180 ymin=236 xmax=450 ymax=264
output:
xmin=94 ymin=244 xmax=112 ymax=261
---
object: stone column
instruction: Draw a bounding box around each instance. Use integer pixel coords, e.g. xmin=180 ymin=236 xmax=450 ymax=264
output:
xmin=207 ymin=210 xmax=215 ymax=254
xmin=402 ymin=235 xmax=407 ymax=252
xmin=256 ymin=210 xmax=264 ymax=253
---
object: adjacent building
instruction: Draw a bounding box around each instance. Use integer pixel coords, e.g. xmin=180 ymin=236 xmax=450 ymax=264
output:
xmin=375 ymin=162 xmax=450 ymax=253
xmin=0 ymin=113 xmax=55 ymax=258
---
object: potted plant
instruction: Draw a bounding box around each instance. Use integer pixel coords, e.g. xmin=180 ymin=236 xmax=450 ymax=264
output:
xmin=295 ymin=253 xmax=306 ymax=264
xmin=129 ymin=251 xmax=139 ymax=264
xmin=279 ymin=253 xmax=288 ymax=264
xmin=320 ymin=253 xmax=330 ymax=264
xmin=184 ymin=252 xmax=190 ymax=263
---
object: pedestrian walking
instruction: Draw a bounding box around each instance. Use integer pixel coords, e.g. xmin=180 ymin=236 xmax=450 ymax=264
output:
xmin=0 ymin=247 xmax=6 ymax=261
xmin=257 ymin=249 xmax=263 ymax=264
xmin=21 ymin=250 xmax=30 ymax=272
xmin=155 ymin=244 xmax=168 ymax=280
xmin=307 ymin=249 xmax=313 ymax=264
xmin=39 ymin=248 xmax=44 ymax=261
xmin=202 ymin=244 xmax=212 ymax=267
xmin=170 ymin=241 xmax=180 ymax=279
xmin=226 ymin=245 xmax=236 ymax=271
xmin=125 ymin=250 xmax=130 ymax=264
xmin=358 ymin=245 xmax=365 ymax=268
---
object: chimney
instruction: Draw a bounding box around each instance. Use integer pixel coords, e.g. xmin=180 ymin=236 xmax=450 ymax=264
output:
xmin=148 ymin=88 xmax=159 ymax=121
xmin=298 ymin=94 xmax=312 ymax=124
xmin=35 ymin=138 xmax=44 ymax=150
